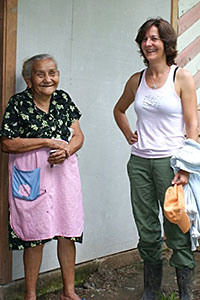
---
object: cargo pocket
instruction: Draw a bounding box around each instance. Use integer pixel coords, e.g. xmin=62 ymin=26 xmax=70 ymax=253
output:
xmin=12 ymin=165 xmax=41 ymax=201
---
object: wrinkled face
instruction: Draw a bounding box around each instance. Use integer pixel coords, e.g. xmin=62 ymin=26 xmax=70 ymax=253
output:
xmin=26 ymin=58 xmax=60 ymax=98
xmin=141 ymin=25 xmax=166 ymax=63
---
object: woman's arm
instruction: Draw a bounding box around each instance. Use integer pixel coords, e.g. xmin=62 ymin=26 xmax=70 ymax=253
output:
xmin=172 ymin=68 xmax=199 ymax=185
xmin=1 ymin=136 xmax=71 ymax=154
xmin=113 ymin=73 xmax=140 ymax=144
xmin=177 ymin=68 xmax=199 ymax=141
xmin=68 ymin=119 xmax=84 ymax=155
xmin=1 ymin=137 xmax=49 ymax=153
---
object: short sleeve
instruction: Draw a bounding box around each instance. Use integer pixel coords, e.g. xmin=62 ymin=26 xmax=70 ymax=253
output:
xmin=0 ymin=96 xmax=20 ymax=139
xmin=68 ymin=98 xmax=82 ymax=124
xmin=59 ymin=90 xmax=82 ymax=126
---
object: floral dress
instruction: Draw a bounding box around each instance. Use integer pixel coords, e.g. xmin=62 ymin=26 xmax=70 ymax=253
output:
xmin=0 ymin=88 xmax=83 ymax=250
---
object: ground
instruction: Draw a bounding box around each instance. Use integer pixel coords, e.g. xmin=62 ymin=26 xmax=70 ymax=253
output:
xmin=38 ymin=249 xmax=200 ymax=300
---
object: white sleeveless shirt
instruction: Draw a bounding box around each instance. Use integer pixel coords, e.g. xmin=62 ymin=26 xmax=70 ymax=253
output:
xmin=132 ymin=65 xmax=184 ymax=158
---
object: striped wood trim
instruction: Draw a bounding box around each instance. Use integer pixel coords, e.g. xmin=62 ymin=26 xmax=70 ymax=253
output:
xmin=177 ymin=36 xmax=200 ymax=67
xmin=194 ymin=70 xmax=200 ymax=90
xmin=178 ymin=2 xmax=200 ymax=35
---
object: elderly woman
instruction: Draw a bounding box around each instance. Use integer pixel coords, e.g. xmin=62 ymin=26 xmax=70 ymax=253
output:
xmin=0 ymin=54 xmax=85 ymax=300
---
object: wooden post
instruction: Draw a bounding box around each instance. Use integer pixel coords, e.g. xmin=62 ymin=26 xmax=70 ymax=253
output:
xmin=171 ymin=0 xmax=178 ymax=32
xmin=0 ymin=0 xmax=18 ymax=284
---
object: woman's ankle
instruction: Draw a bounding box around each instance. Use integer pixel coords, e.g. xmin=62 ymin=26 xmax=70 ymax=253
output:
xmin=24 ymin=292 xmax=36 ymax=300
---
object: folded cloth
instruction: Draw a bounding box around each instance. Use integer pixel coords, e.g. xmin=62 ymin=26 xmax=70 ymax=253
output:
xmin=170 ymin=138 xmax=200 ymax=250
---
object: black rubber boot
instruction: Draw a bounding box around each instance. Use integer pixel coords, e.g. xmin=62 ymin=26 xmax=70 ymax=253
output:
xmin=142 ymin=262 xmax=163 ymax=300
xmin=176 ymin=267 xmax=194 ymax=300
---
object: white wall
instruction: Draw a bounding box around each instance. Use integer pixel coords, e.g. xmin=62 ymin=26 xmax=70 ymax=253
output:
xmin=13 ymin=0 xmax=171 ymax=280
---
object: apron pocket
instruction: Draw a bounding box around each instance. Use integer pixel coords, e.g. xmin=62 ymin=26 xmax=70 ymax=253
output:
xmin=12 ymin=165 xmax=41 ymax=201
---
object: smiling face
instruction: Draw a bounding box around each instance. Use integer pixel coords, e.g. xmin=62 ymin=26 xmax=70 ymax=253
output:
xmin=26 ymin=58 xmax=60 ymax=98
xmin=141 ymin=25 xmax=166 ymax=64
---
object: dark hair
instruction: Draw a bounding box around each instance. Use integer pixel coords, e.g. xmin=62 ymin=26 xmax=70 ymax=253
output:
xmin=135 ymin=18 xmax=177 ymax=66
xmin=22 ymin=54 xmax=58 ymax=79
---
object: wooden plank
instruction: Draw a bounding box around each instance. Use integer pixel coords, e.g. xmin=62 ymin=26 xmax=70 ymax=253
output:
xmin=177 ymin=36 xmax=200 ymax=68
xmin=0 ymin=0 xmax=18 ymax=284
xmin=171 ymin=0 xmax=178 ymax=33
xmin=178 ymin=1 xmax=200 ymax=35
xmin=194 ymin=70 xmax=200 ymax=90
xmin=198 ymin=105 xmax=200 ymax=140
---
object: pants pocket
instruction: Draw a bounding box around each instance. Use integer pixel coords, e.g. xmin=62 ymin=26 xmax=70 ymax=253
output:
xmin=12 ymin=165 xmax=41 ymax=201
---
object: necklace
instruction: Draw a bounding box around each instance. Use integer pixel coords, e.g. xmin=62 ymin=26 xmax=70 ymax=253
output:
xmin=151 ymin=80 xmax=157 ymax=89
xmin=150 ymin=67 xmax=170 ymax=89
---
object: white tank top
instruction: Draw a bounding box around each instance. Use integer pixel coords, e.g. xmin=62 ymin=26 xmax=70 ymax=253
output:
xmin=132 ymin=65 xmax=184 ymax=158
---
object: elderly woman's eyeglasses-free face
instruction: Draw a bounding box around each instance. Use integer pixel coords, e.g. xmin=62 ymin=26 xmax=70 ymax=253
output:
xmin=27 ymin=58 xmax=60 ymax=98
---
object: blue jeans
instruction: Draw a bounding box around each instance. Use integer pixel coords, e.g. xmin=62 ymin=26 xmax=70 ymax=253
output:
xmin=127 ymin=154 xmax=195 ymax=269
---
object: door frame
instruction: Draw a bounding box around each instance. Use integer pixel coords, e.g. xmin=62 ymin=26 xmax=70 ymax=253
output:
xmin=0 ymin=0 xmax=18 ymax=284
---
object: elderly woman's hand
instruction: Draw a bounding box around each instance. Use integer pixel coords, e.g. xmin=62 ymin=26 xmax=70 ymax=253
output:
xmin=49 ymin=140 xmax=70 ymax=155
xmin=48 ymin=140 xmax=71 ymax=166
xmin=48 ymin=147 xmax=70 ymax=166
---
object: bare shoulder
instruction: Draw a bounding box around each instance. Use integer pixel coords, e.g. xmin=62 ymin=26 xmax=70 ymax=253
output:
xmin=125 ymin=71 xmax=143 ymax=95
xmin=176 ymin=67 xmax=195 ymax=86
xmin=127 ymin=71 xmax=143 ymax=86
xmin=114 ymin=71 xmax=144 ymax=111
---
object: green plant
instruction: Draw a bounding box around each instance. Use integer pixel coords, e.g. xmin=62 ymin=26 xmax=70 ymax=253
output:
xmin=160 ymin=292 xmax=179 ymax=300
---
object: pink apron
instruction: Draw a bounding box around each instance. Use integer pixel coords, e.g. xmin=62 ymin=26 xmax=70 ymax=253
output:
xmin=9 ymin=148 xmax=84 ymax=241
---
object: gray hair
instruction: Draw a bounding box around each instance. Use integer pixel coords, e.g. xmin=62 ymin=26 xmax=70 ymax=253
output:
xmin=22 ymin=54 xmax=58 ymax=79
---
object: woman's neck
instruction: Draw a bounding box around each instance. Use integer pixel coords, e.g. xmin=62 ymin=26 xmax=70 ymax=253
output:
xmin=148 ymin=60 xmax=170 ymax=76
xmin=33 ymin=94 xmax=51 ymax=113
xmin=146 ymin=62 xmax=171 ymax=89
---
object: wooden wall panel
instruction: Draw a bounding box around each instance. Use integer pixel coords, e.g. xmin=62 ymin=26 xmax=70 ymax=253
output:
xmin=177 ymin=36 xmax=200 ymax=67
xmin=178 ymin=1 xmax=200 ymax=35
xmin=177 ymin=0 xmax=200 ymax=109
xmin=0 ymin=0 xmax=18 ymax=284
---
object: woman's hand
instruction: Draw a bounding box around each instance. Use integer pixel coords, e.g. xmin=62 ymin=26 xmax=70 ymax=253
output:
xmin=48 ymin=139 xmax=70 ymax=153
xmin=47 ymin=148 xmax=69 ymax=166
xmin=171 ymin=170 xmax=189 ymax=186
xmin=127 ymin=130 xmax=138 ymax=145
xmin=48 ymin=140 xmax=71 ymax=166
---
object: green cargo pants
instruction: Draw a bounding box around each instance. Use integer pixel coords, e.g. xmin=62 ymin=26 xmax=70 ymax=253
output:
xmin=127 ymin=154 xmax=195 ymax=269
